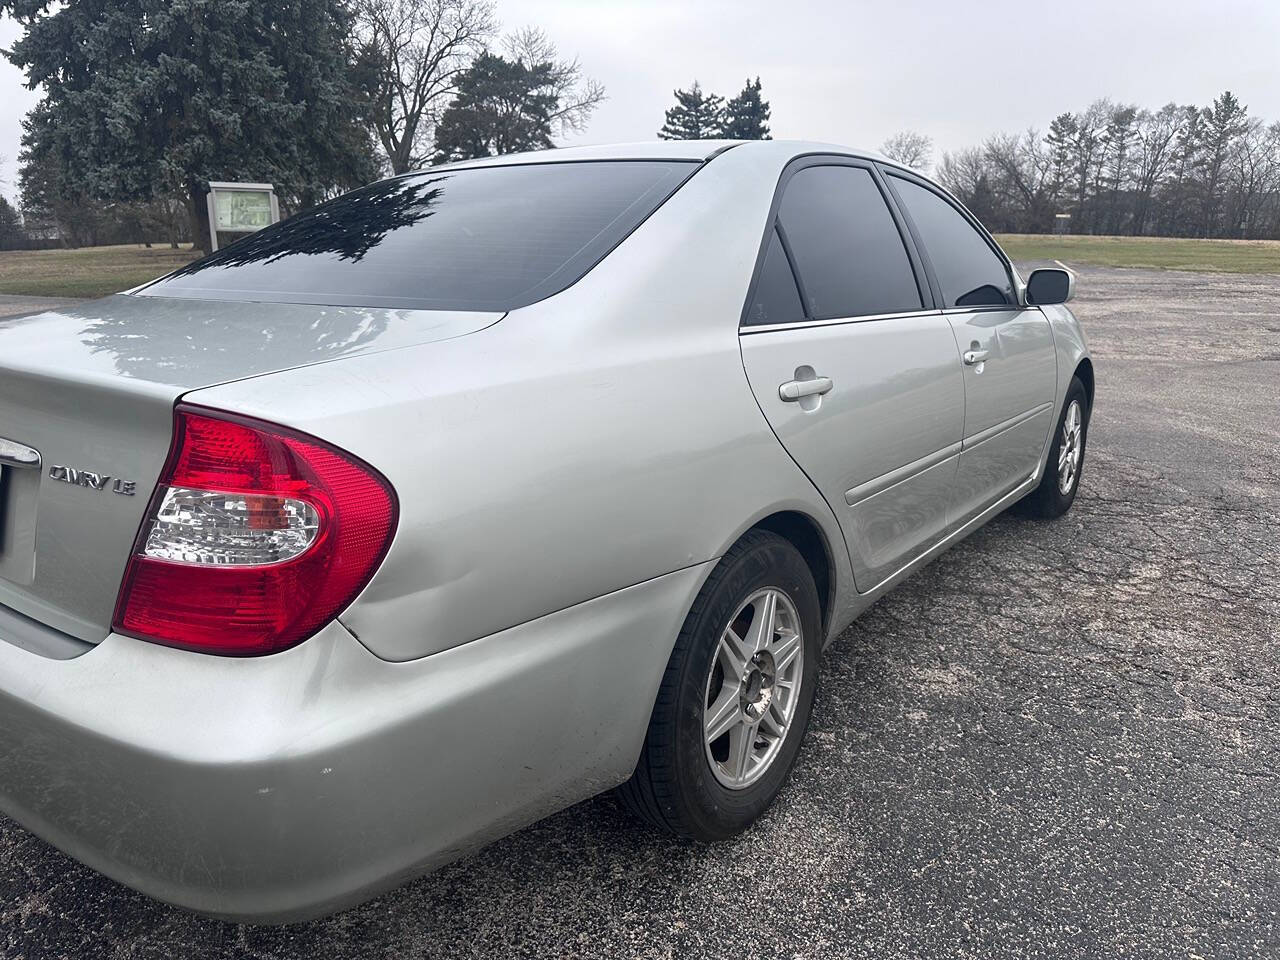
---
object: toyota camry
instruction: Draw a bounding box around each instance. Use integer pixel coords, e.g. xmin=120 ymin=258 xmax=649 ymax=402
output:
xmin=0 ymin=139 xmax=1091 ymax=921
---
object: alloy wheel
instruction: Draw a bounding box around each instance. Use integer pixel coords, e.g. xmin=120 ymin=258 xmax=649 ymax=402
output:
xmin=1057 ymin=399 xmax=1084 ymax=495
xmin=703 ymin=587 xmax=804 ymax=790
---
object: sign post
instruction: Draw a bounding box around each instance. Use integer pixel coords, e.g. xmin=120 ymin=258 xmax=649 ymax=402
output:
xmin=206 ymin=182 xmax=281 ymax=252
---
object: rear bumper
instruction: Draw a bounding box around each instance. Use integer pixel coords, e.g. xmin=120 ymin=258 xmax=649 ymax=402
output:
xmin=0 ymin=562 xmax=711 ymax=922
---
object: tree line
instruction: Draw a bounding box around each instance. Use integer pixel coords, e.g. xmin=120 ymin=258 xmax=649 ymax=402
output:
xmin=892 ymin=91 xmax=1280 ymax=240
xmin=2 ymin=0 xmax=604 ymax=251
xmin=4 ymin=3 xmax=1274 ymax=252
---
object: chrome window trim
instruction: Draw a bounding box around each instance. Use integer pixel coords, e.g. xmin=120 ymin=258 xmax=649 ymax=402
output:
xmin=739 ymin=308 xmax=943 ymax=335
xmin=941 ymin=305 xmax=1024 ymax=317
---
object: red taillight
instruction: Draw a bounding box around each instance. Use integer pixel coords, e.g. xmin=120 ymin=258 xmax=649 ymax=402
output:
xmin=113 ymin=405 xmax=398 ymax=656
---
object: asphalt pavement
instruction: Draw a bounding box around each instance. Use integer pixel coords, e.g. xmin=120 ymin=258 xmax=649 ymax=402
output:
xmin=2 ymin=264 xmax=1278 ymax=959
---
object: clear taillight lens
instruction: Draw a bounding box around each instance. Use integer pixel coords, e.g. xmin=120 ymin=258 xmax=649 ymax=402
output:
xmin=144 ymin=487 xmax=321 ymax=565
xmin=113 ymin=405 xmax=398 ymax=656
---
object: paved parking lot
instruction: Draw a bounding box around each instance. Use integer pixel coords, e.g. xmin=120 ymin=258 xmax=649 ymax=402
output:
xmin=3 ymin=264 xmax=1278 ymax=959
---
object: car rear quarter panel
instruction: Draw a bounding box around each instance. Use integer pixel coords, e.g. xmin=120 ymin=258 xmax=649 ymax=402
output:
xmin=187 ymin=145 xmax=854 ymax=662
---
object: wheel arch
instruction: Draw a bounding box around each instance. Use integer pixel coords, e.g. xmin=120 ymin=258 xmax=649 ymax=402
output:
xmin=1074 ymin=356 xmax=1095 ymax=409
xmin=738 ymin=509 xmax=838 ymax=637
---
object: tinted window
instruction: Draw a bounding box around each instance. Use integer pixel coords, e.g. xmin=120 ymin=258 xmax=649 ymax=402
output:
xmin=143 ymin=161 xmax=695 ymax=311
xmin=743 ymin=229 xmax=804 ymax=326
xmin=777 ymin=165 xmax=922 ymax=320
xmin=889 ymin=175 xmax=1014 ymax=308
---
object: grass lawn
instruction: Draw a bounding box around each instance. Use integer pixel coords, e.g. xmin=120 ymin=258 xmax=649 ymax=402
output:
xmin=0 ymin=243 xmax=198 ymax=299
xmin=996 ymin=234 xmax=1280 ymax=274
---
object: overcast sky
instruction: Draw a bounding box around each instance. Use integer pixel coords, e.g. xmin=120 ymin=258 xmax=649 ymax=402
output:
xmin=2 ymin=0 xmax=1279 ymax=201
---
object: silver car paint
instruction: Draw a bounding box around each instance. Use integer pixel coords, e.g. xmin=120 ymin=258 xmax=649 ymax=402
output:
xmin=0 ymin=298 xmax=501 ymax=641
xmin=188 ymin=141 xmax=860 ymax=661
xmin=0 ymin=140 xmax=1090 ymax=920
xmin=740 ymin=311 xmax=966 ymax=591
xmin=0 ymin=563 xmax=715 ymax=922
xmin=944 ymin=305 xmax=1059 ymax=526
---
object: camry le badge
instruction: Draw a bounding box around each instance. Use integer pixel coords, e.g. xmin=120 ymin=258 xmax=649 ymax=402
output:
xmin=48 ymin=464 xmax=136 ymax=496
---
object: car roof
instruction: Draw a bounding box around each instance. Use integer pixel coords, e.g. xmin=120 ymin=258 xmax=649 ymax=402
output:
xmin=403 ymin=140 xmax=902 ymax=174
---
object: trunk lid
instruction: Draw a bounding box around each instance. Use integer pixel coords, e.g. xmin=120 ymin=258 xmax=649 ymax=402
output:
xmin=0 ymin=294 xmax=500 ymax=643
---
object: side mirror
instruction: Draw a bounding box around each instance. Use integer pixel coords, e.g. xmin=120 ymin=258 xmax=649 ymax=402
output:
xmin=1025 ymin=267 xmax=1075 ymax=305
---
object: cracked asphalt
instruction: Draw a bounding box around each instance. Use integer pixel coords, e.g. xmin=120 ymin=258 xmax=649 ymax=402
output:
xmin=3 ymin=264 xmax=1278 ymax=958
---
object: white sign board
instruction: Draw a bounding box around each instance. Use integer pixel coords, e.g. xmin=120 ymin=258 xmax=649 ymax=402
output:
xmin=206 ymin=182 xmax=281 ymax=251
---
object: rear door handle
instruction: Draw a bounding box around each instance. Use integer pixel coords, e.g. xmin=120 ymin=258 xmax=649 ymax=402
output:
xmin=778 ymin=376 xmax=833 ymax=401
xmin=963 ymin=349 xmax=990 ymax=366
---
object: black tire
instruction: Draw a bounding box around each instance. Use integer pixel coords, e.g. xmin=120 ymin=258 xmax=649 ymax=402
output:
xmin=617 ymin=529 xmax=822 ymax=840
xmin=1018 ymin=375 xmax=1090 ymax=519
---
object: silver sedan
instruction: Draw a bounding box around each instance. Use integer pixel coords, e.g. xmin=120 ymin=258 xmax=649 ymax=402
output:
xmin=0 ymin=139 xmax=1091 ymax=921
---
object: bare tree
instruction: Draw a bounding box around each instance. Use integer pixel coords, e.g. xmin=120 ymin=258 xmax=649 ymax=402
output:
xmin=503 ymin=27 xmax=605 ymax=138
xmin=911 ymin=92 xmax=1280 ymax=239
xmin=881 ymin=130 xmax=933 ymax=170
xmin=984 ymin=130 xmax=1054 ymax=232
xmin=1071 ymin=99 xmax=1113 ymax=232
xmin=355 ymin=0 xmax=497 ymax=174
xmin=1224 ymin=119 xmax=1280 ymax=237
xmin=1130 ymin=104 xmax=1183 ymax=235
xmin=1099 ymin=105 xmax=1138 ymax=233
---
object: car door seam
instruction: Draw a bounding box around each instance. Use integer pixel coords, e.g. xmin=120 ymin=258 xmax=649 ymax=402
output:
xmin=732 ymin=331 xmax=858 ymax=579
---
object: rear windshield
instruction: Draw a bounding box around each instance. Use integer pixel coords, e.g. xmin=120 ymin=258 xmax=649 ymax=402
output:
xmin=141 ymin=160 xmax=697 ymax=311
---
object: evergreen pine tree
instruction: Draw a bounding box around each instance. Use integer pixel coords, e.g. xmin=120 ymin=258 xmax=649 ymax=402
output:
xmin=721 ymin=77 xmax=771 ymax=139
xmin=1197 ymin=91 xmax=1250 ymax=235
xmin=658 ymin=82 xmax=725 ymax=140
xmin=432 ymin=53 xmax=557 ymax=163
xmin=0 ymin=195 xmax=24 ymax=248
xmin=1045 ymin=112 xmax=1078 ymax=207
xmin=2 ymin=0 xmax=379 ymax=251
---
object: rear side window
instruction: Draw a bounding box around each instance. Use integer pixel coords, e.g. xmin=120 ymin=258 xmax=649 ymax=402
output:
xmin=888 ymin=175 xmax=1014 ymax=308
xmin=743 ymin=228 xmax=805 ymax=326
xmin=777 ymin=165 xmax=922 ymax=320
xmin=142 ymin=161 xmax=696 ymax=311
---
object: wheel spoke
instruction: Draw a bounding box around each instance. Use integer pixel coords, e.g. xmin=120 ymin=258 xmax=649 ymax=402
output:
xmin=726 ymin=722 xmax=756 ymax=781
xmin=704 ymin=688 xmax=741 ymax=744
xmin=772 ymin=630 xmax=802 ymax=675
xmin=1056 ymin=400 xmax=1084 ymax=495
xmin=720 ymin=626 xmax=752 ymax=677
xmin=759 ymin=699 xmax=788 ymax=741
xmin=745 ymin=590 xmax=777 ymax=654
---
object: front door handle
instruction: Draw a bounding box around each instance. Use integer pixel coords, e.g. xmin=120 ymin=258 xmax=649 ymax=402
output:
xmin=963 ymin=349 xmax=990 ymax=366
xmin=779 ymin=376 xmax=833 ymax=401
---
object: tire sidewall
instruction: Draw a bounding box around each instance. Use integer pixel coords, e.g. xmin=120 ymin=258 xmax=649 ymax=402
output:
xmin=670 ymin=536 xmax=822 ymax=839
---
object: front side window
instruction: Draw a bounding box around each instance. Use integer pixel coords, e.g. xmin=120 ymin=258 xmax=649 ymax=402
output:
xmin=776 ymin=165 xmax=923 ymax=320
xmin=888 ymin=175 xmax=1014 ymax=308
xmin=142 ymin=161 xmax=696 ymax=312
